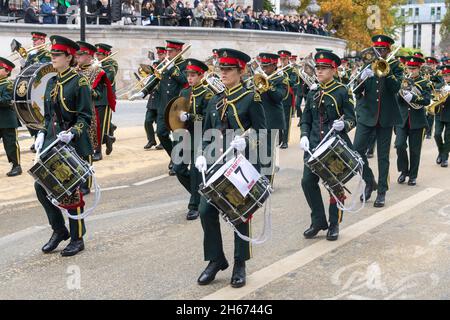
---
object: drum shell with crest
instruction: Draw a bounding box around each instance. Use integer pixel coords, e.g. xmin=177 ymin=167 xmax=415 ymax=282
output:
xmin=13 ymin=63 xmax=57 ymax=130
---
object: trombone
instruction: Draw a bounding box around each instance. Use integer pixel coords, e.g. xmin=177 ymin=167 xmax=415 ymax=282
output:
xmin=9 ymin=42 xmax=51 ymax=62
xmin=246 ymin=63 xmax=293 ymax=92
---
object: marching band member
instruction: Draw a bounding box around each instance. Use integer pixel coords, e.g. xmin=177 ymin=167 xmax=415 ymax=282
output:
xmin=94 ymin=43 xmax=117 ymax=160
xmin=435 ymin=65 xmax=450 ymax=168
xmin=195 ymin=48 xmax=267 ymax=288
xmin=257 ymin=52 xmax=288 ymax=183
xmin=299 ymin=51 xmax=356 ymax=241
xmin=395 ymin=56 xmax=431 ymax=186
xmin=175 ymin=59 xmax=213 ymax=220
xmin=423 ymin=56 xmax=445 ymax=139
xmin=0 ymin=57 xmax=22 ymax=177
xmin=352 ymin=35 xmax=404 ymax=208
xmin=34 ymin=36 xmax=93 ymax=257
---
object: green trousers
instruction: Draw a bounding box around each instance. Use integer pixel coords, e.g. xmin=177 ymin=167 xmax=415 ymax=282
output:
xmin=199 ymin=198 xmax=251 ymax=262
xmin=144 ymin=109 xmax=157 ymax=144
xmin=35 ymin=182 xmax=86 ymax=241
xmin=262 ymin=129 xmax=279 ymax=184
xmin=426 ymin=114 xmax=434 ymax=136
xmin=395 ymin=126 xmax=426 ymax=179
xmin=95 ymin=105 xmax=113 ymax=150
xmin=353 ymin=123 xmax=393 ymax=193
xmin=301 ymin=165 xmax=343 ymax=228
xmin=0 ymin=128 xmax=20 ymax=166
xmin=156 ymin=113 xmax=173 ymax=157
xmin=281 ymin=103 xmax=293 ymax=144
xmin=434 ymin=118 xmax=450 ymax=161
xmin=80 ymin=155 xmax=93 ymax=191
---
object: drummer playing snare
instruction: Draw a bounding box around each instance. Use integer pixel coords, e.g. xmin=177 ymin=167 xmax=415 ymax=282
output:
xmin=299 ymin=51 xmax=357 ymax=241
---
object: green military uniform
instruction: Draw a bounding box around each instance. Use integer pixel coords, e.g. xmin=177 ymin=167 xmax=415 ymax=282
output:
xmin=0 ymin=57 xmax=21 ymax=176
xmin=395 ymin=56 xmax=431 ymax=183
xmin=424 ymin=57 xmax=445 ymax=138
xmin=278 ymin=50 xmax=299 ymax=148
xmin=352 ymin=35 xmax=404 ymax=205
xmin=143 ymin=60 xmax=159 ymax=148
xmin=35 ymin=36 xmax=93 ymax=243
xmin=144 ymin=40 xmax=188 ymax=158
xmin=257 ymin=53 xmax=287 ymax=181
xmin=435 ymin=65 xmax=450 ymax=167
xmin=173 ymin=59 xmax=213 ymax=218
xmin=301 ymin=55 xmax=356 ymax=232
xmin=199 ymin=49 xmax=267 ymax=265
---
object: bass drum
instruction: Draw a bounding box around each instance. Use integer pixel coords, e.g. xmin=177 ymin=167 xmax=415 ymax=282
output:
xmin=13 ymin=63 xmax=57 ymax=130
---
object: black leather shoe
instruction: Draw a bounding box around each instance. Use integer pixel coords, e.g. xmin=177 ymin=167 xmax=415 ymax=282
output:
xmin=441 ymin=160 xmax=448 ymax=168
xmin=436 ymin=155 xmax=442 ymax=165
xmin=280 ymin=142 xmax=288 ymax=149
xmin=144 ymin=141 xmax=157 ymax=150
xmin=367 ymin=152 xmax=374 ymax=159
xmin=105 ymin=135 xmax=116 ymax=155
xmin=231 ymin=260 xmax=246 ymax=288
xmin=397 ymin=173 xmax=407 ymax=184
xmin=110 ymin=123 xmax=117 ymax=136
xmin=408 ymin=178 xmax=416 ymax=186
xmin=92 ymin=151 xmax=102 ymax=162
xmin=6 ymin=165 xmax=22 ymax=177
xmin=303 ymin=224 xmax=328 ymax=239
xmin=326 ymin=225 xmax=339 ymax=241
xmin=155 ymin=143 xmax=164 ymax=150
xmin=198 ymin=259 xmax=229 ymax=285
xmin=42 ymin=229 xmax=70 ymax=253
xmin=186 ymin=210 xmax=199 ymax=220
xmin=360 ymin=181 xmax=377 ymax=202
xmin=61 ymin=239 xmax=85 ymax=257
xmin=30 ymin=144 xmax=36 ymax=153
xmin=374 ymin=192 xmax=386 ymax=208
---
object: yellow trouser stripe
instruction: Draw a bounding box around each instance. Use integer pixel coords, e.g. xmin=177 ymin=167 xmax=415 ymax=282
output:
xmin=249 ymin=220 xmax=253 ymax=259
xmin=287 ymin=107 xmax=293 ymax=143
xmin=15 ymin=129 xmax=20 ymax=164
xmin=101 ymin=107 xmax=109 ymax=142
xmin=87 ymin=155 xmax=92 ymax=188
xmin=338 ymin=209 xmax=342 ymax=223
xmin=77 ymin=207 xmax=82 ymax=239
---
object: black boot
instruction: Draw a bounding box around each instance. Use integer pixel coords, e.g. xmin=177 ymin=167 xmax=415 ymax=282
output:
xmin=366 ymin=151 xmax=374 ymax=159
xmin=30 ymin=144 xmax=36 ymax=153
xmin=110 ymin=123 xmax=117 ymax=137
xmin=42 ymin=228 xmax=70 ymax=253
xmin=197 ymin=259 xmax=229 ymax=285
xmin=230 ymin=260 xmax=246 ymax=288
xmin=105 ymin=135 xmax=116 ymax=156
xmin=408 ymin=178 xmax=416 ymax=186
xmin=360 ymin=181 xmax=377 ymax=202
xmin=186 ymin=209 xmax=199 ymax=220
xmin=168 ymin=161 xmax=176 ymax=176
xmin=155 ymin=143 xmax=164 ymax=150
xmin=92 ymin=148 xmax=102 ymax=162
xmin=326 ymin=225 xmax=339 ymax=241
xmin=280 ymin=142 xmax=288 ymax=149
xmin=441 ymin=160 xmax=448 ymax=168
xmin=61 ymin=239 xmax=85 ymax=257
xmin=303 ymin=224 xmax=328 ymax=239
xmin=6 ymin=165 xmax=22 ymax=177
xmin=436 ymin=155 xmax=442 ymax=165
xmin=144 ymin=141 xmax=157 ymax=150
xmin=80 ymin=185 xmax=90 ymax=195
xmin=374 ymin=192 xmax=386 ymax=208
xmin=397 ymin=172 xmax=408 ymax=184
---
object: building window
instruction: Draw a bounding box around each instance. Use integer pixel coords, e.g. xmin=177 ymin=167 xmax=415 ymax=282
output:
xmin=431 ymin=7 xmax=435 ymax=17
xmin=437 ymin=7 xmax=441 ymax=20
xmin=418 ymin=24 xmax=422 ymax=49
xmin=402 ymin=25 xmax=406 ymax=48
xmin=432 ymin=23 xmax=436 ymax=56
xmin=413 ymin=24 xmax=417 ymax=49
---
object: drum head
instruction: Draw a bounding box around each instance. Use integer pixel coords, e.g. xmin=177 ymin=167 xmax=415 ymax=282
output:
xmin=308 ymin=136 xmax=337 ymax=162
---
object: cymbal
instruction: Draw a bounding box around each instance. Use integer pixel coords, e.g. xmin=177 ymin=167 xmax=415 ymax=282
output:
xmin=164 ymin=96 xmax=190 ymax=131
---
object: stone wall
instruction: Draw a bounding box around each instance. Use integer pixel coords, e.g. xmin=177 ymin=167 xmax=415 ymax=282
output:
xmin=0 ymin=23 xmax=347 ymax=89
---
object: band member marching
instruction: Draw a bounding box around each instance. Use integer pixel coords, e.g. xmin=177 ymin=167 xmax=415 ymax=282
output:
xmin=435 ymin=65 xmax=450 ymax=168
xmin=0 ymin=57 xmax=22 ymax=177
xmin=34 ymin=36 xmax=93 ymax=257
xmin=257 ymin=52 xmax=288 ymax=183
xmin=352 ymin=35 xmax=404 ymax=208
xmin=194 ymin=48 xmax=267 ymax=288
xmin=423 ymin=56 xmax=445 ymax=139
xmin=299 ymin=51 xmax=356 ymax=241
xmin=395 ymin=56 xmax=431 ymax=186
xmin=173 ymin=59 xmax=214 ymax=220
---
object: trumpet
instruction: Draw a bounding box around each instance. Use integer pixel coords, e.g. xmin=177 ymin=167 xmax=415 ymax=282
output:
xmin=202 ymin=72 xmax=225 ymax=94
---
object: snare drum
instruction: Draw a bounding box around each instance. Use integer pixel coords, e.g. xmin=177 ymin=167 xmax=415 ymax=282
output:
xmin=199 ymin=155 xmax=272 ymax=226
xmin=307 ymin=135 xmax=362 ymax=194
xmin=13 ymin=63 xmax=57 ymax=130
xmin=29 ymin=141 xmax=93 ymax=203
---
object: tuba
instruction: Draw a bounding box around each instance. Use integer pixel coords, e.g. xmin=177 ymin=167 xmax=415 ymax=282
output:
xmin=399 ymin=76 xmax=424 ymax=110
xmin=202 ymin=72 xmax=225 ymax=94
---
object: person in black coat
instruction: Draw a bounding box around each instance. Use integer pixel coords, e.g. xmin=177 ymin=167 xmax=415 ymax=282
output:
xmin=24 ymin=0 xmax=40 ymax=24
xmin=179 ymin=1 xmax=193 ymax=26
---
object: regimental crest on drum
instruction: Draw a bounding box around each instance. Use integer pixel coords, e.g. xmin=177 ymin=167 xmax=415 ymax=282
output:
xmin=327 ymin=157 xmax=346 ymax=175
xmin=52 ymin=161 xmax=73 ymax=183
xmin=16 ymin=80 xmax=28 ymax=98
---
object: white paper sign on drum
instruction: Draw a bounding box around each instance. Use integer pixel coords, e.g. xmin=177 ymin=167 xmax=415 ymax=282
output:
xmin=224 ymin=154 xmax=261 ymax=197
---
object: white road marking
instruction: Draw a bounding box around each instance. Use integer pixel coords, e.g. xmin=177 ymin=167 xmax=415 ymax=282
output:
xmin=0 ymin=226 xmax=47 ymax=247
xmin=133 ymin=174 xmax=169 ymax=186
xmin=202 ymin=187 xmax=443 ymax=300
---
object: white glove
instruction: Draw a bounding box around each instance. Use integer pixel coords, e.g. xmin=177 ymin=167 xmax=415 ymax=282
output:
xmin=57 ymin=131 xmax=74 ymax=144
xmin=179 ymin=112 xmax=189 ymax=122
xmin=166 ymin=61 xmax=175 ymax=72
xmin=360 ymin=68 xmax=374 ymax=81
xmin=130 ymin=91 xmax=144 ymax=101
xmin=195 ymin=156 xmax=207 ymax=172
xmin=230 ymin=136 xmax=246 ymax=152
xmin=309 ymin=83 xmax=318 ymax=90
xmin=18 ymin=57 xmax=26 ymax=68
xmin=28 ymin=49 xmax=37 ymax=55
xmin=35 ymin=132 xmax=45 ymax=152
xmin=402 ymin=90 xmax=413 ymax=103
xmin=299 ymin=136 xmax=309 ymax=151
xmin=443 ymin=85 xmax=450 ymax=93
xmin=332 ymin=120 xmax=345 ymax=132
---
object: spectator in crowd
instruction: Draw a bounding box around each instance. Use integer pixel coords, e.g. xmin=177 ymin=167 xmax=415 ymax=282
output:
xmin=179 ymin=1 xmax=193 ymax=26
xmin=224 ymin=2 xmax=233 ymax=28
xmin=164 ymin=0 xmax=178 ymax=26
xmin=122 ymin=0 xmax=136 ymax=25
xmin=24 ymin=0 xmax=40 ymax=23
xmin=97 ymin=0 xmax=111 ymax=25
xmin=259 ymin=9 xmax=269 ymax=30
xmin=57 ymin=1 xmax=68 ymax=25
xmin=214 ymin=1 xmax=226 ymax=28
xmin=192 ymin=2 xmax=203 ymax=26
xmin=232 ymin=5 xmax=244 ymax=29
xmin=142 ymin=0 xmax=155 ymax=26
xmin=41 ymin=0 xmax=56 ymax=24
xmin=202 ymin=2 xmax=216 ymax=28
xmin=268 ymin=11 xmax=276 ymax=30
xmin=242 ymin=6 xmax=254 ymax=29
